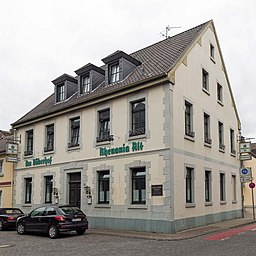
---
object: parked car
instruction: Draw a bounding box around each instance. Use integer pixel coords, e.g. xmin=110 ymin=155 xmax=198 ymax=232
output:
xmin=16 ymin=205 xmax=88 ymax=238
xmin=0 ymin=208 xmax=25 ymax=231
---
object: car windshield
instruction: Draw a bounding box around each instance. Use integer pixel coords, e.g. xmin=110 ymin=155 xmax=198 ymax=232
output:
xmin=59 ymin=207 xmax=84 ymax=215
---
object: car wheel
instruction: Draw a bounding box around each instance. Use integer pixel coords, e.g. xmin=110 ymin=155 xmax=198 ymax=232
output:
xmin=48 ymin=225 xmax=59 ymax=239
xmin=0 ymin=219 xmax=3 ymax=231
xmin=17 ymin=223 xmax=26 ymax=235
xmin=76 ymin=229 xmax=86 ymax=235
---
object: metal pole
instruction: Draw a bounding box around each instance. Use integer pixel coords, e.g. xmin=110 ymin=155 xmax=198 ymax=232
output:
xmin=251 ymin=186 xmax=255 ymax=220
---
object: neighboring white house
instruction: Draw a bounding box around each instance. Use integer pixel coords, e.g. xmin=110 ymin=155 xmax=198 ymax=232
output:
xmin=12 ymin=20 xmax=241 ymax=233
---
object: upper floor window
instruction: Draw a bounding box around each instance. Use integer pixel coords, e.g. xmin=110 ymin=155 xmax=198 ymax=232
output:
xmin=131 ymin=167 xmax=146 ymax=205
xmin=45 ymin=124 xmax=54 ymax=152
xmin=56 ymin=84 xmax=65 ymax=102
xmin=210 ymin=43 xmax=215 ymax=59
xmin=45 ymin=176 xmax=53 ymax=204
xmin=0 ymin=160 xmax=3 ymax=175
xmin=202 ymin=69 xmax=209 ymax=92
xmin=97 ymin=109 xmax=112 ymax=143
xmin=218 ymin=121 xmax=225 ymax=151
xmin=109 ymin=63 xmax=120 ymax=84
xmin=185 ymin=101 xmax=194 ymax=138
xmin=81 ymin=75 xmax=90 ymax=94
xmin=230 ymin=129 xmax=236 ymax=155
xmin=129 ymin=99 xmax=145 ymax=137
xmin=68 ymin=117 xmax=80 ymax=148
xmin=25 ymin=177 xmax=32 ymax=204
xmin=204 ymin=113 xmax=211 ymax=144
xmin=98 ymin=171 xmax=110 ymax=204
xmin=25 ymin=129 xmax=33 ymax=156
xmin=217 ymin=83 xmax=223 ymax=103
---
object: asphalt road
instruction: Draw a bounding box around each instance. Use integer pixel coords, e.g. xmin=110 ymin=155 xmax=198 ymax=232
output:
xmin=1 ymin=227 xmax=256 ymax=256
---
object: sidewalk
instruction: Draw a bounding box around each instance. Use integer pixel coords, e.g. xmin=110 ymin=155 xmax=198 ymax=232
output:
xmin=88 ymin=212 xmax=256 ymax=241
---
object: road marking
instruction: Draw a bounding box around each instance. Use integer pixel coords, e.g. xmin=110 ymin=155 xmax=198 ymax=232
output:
xmin=203 ymin=224 xmax=256 ymax=241
xmin=0 ymin=245 xmax=11 ymax=248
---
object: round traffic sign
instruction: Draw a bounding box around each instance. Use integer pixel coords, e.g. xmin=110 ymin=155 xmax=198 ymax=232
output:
xmin=249 ymin=182 xmax=255 ymax=189
xmin=241 ymin=168 xmax=249 ymax=175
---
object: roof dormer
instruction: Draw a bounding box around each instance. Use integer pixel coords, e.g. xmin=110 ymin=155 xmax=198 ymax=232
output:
xmin=101 ymin=50 xmax=141 ymax=85
xmin=52 ymin=74 xmax=77 ymax=103
xmin=75 ymin=63 xmax=105 ymax=96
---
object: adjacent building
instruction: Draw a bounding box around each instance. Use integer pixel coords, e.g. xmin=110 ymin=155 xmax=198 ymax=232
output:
xmin=12 ymin=20 xmax=242 ymax=233
xmin=0 ymin=130 xmax=14 ymax=207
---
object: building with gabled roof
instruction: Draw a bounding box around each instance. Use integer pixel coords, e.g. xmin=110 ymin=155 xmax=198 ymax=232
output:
xmin=12 ymin=20 xmax=242 ymax=233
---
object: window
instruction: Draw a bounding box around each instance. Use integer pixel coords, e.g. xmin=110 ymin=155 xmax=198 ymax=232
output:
xmin=232 ymin=175 xmax=237 ymax=202
xmin=202 ymin=69 xmax=209 ymax=91
xmin=45 ymin=176 xmax=53 ymax=204
xmin=186 ymin=167 xmax=194 ymax=203
xmin=130 ymin=99 xmax=145 ymax=137
xmin=230 ymin=129 xmax=236 ymax=155
xmin=31 ymin=207 xmax=46 ymax=217
xmin=205 ymin=171 xmax=211 ymax=202
xmin=0 ymin=160 xmax=3 ymax=175
xmin=204 ymin=113 xmax=211 ymax=144
xmin=69 ymin=117 xmax=80 ymax=148
xmin=25 ymin=177 xmax=32 ymax=204
xmin=132 ymin=168 xmax=146 ymax=204
xmin=98 ymin=171 xmax=110 ymax=204
xmin=218 ymin=121 xmax=225 ymax=150
xmin=185 ymin=101 xmax=194 ymax=137
xmin=217 ymin=83 xmax=223 ymax=103
xmin=109 ymin=63 xmax=120 ymax=83
xmin=0 ymin=190 xmax=2 ymax=207
xmin=220 ymin=173 xmax=226 ymax=201
xmin=210 ymin=44 xmax=215 ymax=59
xmin=97 ymin=109 xmax=112 ymax=142
xmin=56 ymin=84 xmax=65 ymax=102
xmin=25 ymin=130 xmax=33 ymax=156
xmin=81 ymin=75 xmax=90 ymax=94
xmin=45 ymin=124 xmax=54 ymax=152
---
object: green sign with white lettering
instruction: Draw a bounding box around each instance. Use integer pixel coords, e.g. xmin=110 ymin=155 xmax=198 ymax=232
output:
xmin=25 ymin=156 xmax=52 ymax=167
xmin=100 ymin=141 xmax=144 ymax=157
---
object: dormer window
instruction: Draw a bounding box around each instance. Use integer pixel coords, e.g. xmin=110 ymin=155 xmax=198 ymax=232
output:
xmin=109 ymin=63 xmax=120 ymax=83
xmin=81 ymin=75 xmax=90 ymax=94
xmin=56 ymin=84 xmax=65 ymax=102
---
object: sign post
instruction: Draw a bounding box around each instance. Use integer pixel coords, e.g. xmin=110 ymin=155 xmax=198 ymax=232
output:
xmin=249 ymin=182 xmax=256 ymax=220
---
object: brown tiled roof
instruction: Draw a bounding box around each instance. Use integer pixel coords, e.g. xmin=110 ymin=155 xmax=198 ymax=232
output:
xmin=0 ymin=135 xmax=14 ymax=155
xmin=12 ymin=20 xmax=211 ymax=127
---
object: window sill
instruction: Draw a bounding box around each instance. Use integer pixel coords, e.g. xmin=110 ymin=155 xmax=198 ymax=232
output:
xmin=43 ymin=150 xmax=54 ymax=155
xmin=94 ymin=204 xmax=111 ymax=209
xmin=24 ymin=154 xmax=34 ymax=159
xmin=204 ymin=142 xmax=212 ymax=148
xmin=210 ymin=57 xmax=216 ymax=64
xmin=67 ymin=145 xmax=81 ymax=151
xmin=220 ymin=201 xmax=227 ymax=205
xmin=217 ymin=100 xmax=224 ymax=106
xmin=205 ymin=202 xmax=213 ymax=206
xmin=128 ymin=133 xmax=147 ymax=141
xmin=230 ymin=152 xmax=236 ymax=158
xmin=219 ymin=148 xmax=225 ymax=153
xmin=185 ymin=203 xmax=196 ymax=208
xmin=128 ymin=205 xmax=147 ymax=210
xmin=184 ymin=135 xmax=195 ymax=142
xmin=0 ymin=174 xmax=4 ymax=177
xmin=232 ymin=200 xmax=237 ymax=204
xmin=202 ymin=88 xmax=210 ymax=95
xmin=96 ymin=140 xmax=111 ymax=147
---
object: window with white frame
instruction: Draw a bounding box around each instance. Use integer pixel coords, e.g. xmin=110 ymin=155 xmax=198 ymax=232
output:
xmin=45 ymin=176 xmax=53 ymax=204
xmin=204 ymin=113 xmax=211 ymax=144
xmin=230 ymin=129 xmax=236 ymax=155
xmin=220 ymin=173 xmax=226 ymax=201
xmin=56 ymin=84 xmax=65 ymax=102
xmin=45 ymin=124 xmax=54 ymax=152
xmin=109 ymin=63 xmax=120 ymax=83
xmin=185 ymin=101 xmax=194 ymax=138
xmin=217 ymin=83 xmax=223 ymax=103
xmin=205 ymin=170 xmax=212 ymax=203
xmin=202 ymin=69 xmax=209 ymax=92
xmin=186 ymin=167 xmax=194 ymax=204
xmin=25 ymin=129 xmax=33 ymax=156
xmin=98 ymin=171 xmax=110 ymax=204
xmin=68 ymin=117 xmax=80 ymax=148
xmin=218 ymin=121 xmax=225 ymax=150
xmin=210 ymin=43 xmax=215 ymax=59
xmin=97 ymin=109 xmax=111 ymax=142
xmin=81 ymin=75 xmax=90 ymax=94
xmin=232 ymin=175 xmax=237 ymax=202
xmin=131 ymin=167 xmax=146 ymax=204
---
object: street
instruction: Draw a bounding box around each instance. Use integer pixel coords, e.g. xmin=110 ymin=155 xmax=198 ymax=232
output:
xmin=1 ymin=225 xmax=256 ymax=256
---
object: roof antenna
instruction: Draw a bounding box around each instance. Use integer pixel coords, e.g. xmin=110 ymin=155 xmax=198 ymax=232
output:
xmin=160 ymin=25 xmax=181 ymax=39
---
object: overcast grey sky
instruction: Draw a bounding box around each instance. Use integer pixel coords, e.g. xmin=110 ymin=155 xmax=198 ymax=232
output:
xmin=0 ymin=0 xmax=255 ymax=139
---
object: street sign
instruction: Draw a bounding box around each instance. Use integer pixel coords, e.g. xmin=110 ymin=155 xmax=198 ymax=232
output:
xmin=6 ymin=156 xmax=18 ymax=163
xmin=240 ymin=167 xmax=251 ymax=176
xmin=240 ymin=154 xmax=252 ymax=161
xmin=6 ymin=143 xmax=18 ymax=155
xmin=249 ymin=182 xmax=256 ymax=189
xmin=240 ymin=142 xmax=251 ymax=153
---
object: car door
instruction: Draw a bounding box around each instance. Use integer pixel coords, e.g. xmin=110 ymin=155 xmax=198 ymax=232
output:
xmin=25 ymin=207 xmax=46 ymax=231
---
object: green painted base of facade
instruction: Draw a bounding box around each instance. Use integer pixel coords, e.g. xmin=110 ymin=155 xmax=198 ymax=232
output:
xmin=88 ymin=209 xmax=242 ymax=233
